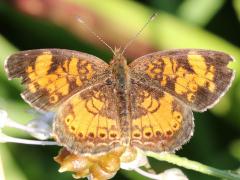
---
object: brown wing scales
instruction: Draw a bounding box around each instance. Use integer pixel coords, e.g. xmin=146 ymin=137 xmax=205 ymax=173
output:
xmin=129 ymin=49 xmax=234 ymax=111
xmin=5 ymin=49 xmax=109 ymax=111
xmin=129 ymin=81 xmax=194 ymax=152
xmin=53 ymin=83 xmax=121 ymax=155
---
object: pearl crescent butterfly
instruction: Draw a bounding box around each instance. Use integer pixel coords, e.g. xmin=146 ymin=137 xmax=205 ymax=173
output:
xmin=4 ymin=48 xmax=235 ymax=154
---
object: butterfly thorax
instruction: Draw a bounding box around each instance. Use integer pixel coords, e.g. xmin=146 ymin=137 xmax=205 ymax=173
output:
xmin=110 ymin=50 xmax=131 ymax=144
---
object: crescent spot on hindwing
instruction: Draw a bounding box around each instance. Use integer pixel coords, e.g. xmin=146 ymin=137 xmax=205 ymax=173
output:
xmin=129 ymin=80 xmax=194 ymax=152
xmin=53 ymin=83 xmax=121 ymax=155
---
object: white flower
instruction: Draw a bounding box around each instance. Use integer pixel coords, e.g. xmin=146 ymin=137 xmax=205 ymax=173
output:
xmin=159 ymin=168 xmax=188 ymax=180
xmin=26 ymin=112 xmax=54 ymax=140
xmin=120 ymin=147 xmax=149 ymax=170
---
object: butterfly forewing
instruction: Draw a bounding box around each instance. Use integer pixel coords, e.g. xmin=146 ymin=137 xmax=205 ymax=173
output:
xmin=5 ymin=49 xmax=110 ymax=111
xmin=129 ymin=49 xmax=234 ymax=111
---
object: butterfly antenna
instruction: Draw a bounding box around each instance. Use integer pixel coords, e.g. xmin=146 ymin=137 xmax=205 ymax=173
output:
xmin=121 ymin=12 xmax=158 ymax=56
xmin=76 ymin=16 xmax=115 ymax=55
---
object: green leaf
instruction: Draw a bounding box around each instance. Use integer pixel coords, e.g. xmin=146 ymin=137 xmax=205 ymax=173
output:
xmin=0 ymin=34 xmax=20 ymax=89
xmin=233 ymin=0 xmax=240 ymax=21
xmin=178 ymin=0 xmax=225 ymax=26
xmin=230 ymin=139 xmax=240 ymax=161
xmin=0 ymin=144 xmax=27 ymax=180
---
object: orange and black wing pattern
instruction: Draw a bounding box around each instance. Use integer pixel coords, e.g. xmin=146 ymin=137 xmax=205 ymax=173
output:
xmin=129 ymin=49 xmax=235 ymax=111
xmin=53 ymin=83 xmax=121 ymax=155
xmin=5 ymin=49 xmax=109 ymax=111
xmin=130 ymin=81 xmax=193 ymax=152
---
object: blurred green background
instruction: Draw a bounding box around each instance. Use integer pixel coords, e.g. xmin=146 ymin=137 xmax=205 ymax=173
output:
xmin=0 ymin=0 xmax=240 ymax=180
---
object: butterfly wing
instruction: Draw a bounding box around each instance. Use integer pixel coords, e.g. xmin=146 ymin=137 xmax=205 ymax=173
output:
xmin=53 ymin=83 xmax=121 ymax=155
xmin=129 ymin=49 xmax=234 ymax=111
xmin=5 ymin=49 xmax=110 ymax=111
xmin=130 ymin=81 xmax=193 ymax=152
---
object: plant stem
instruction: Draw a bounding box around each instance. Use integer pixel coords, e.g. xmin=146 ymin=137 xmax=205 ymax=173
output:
xmin=0 ymin=132 xmax=58 ymax=146
xmin=147 ymin=152 xmax=240 ymax=180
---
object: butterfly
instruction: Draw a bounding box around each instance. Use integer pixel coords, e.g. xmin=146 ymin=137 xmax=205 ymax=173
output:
xmin=4 ymin=47 xmax=234 ymax=155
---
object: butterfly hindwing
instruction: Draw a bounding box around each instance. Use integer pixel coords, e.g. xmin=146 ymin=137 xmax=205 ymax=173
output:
xmin=53 ymin=83 xmax=121 ymax=155
xmin=129 ymin=81 xmax=194 ymax=152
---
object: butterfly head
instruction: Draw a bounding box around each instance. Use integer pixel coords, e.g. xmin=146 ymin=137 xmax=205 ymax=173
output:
xmin=110 ymin=47 xmax=127 ymax=65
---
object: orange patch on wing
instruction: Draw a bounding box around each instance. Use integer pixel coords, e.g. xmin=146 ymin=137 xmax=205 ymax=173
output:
xmin=54 ymin=77 xmax=69 ymax=96
xmin=65 ymin=93 xmax=120 ymax=140
xmin=132 ymin=92 xmax=182 ymax=138
xmin=28 ymin=72 xmax=37 ymax=81
xmin=162 ymin=56 xmax=174 ymax=75
xmin=172 ymin=53 xmax=217 ymax=100
xmin=86 ymin=64 xmax=94 ymax=79
xmin=37 ymin=77 xmax=50 ymax=87
xmin=28 ymin=83 xmax=37 ymax=93
xmin=145 ymin=63 xmax=156 ymax=79
xmin=63 ymin=59 xmax=69 ymax=71
xmin=75 ymin=77 xmax=82 ymax=86
xmin=26 ymin=66 xmax=33 ymax=73
xmin=35 ymin=52 xmax=52 ymax=76
xmin=55 ymin=65 xmax=65 ymax=74
xmin=69 ymin=57 xmax=79 ymax=75
xmin=187 ymin=53 xmax=216 ymax=92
